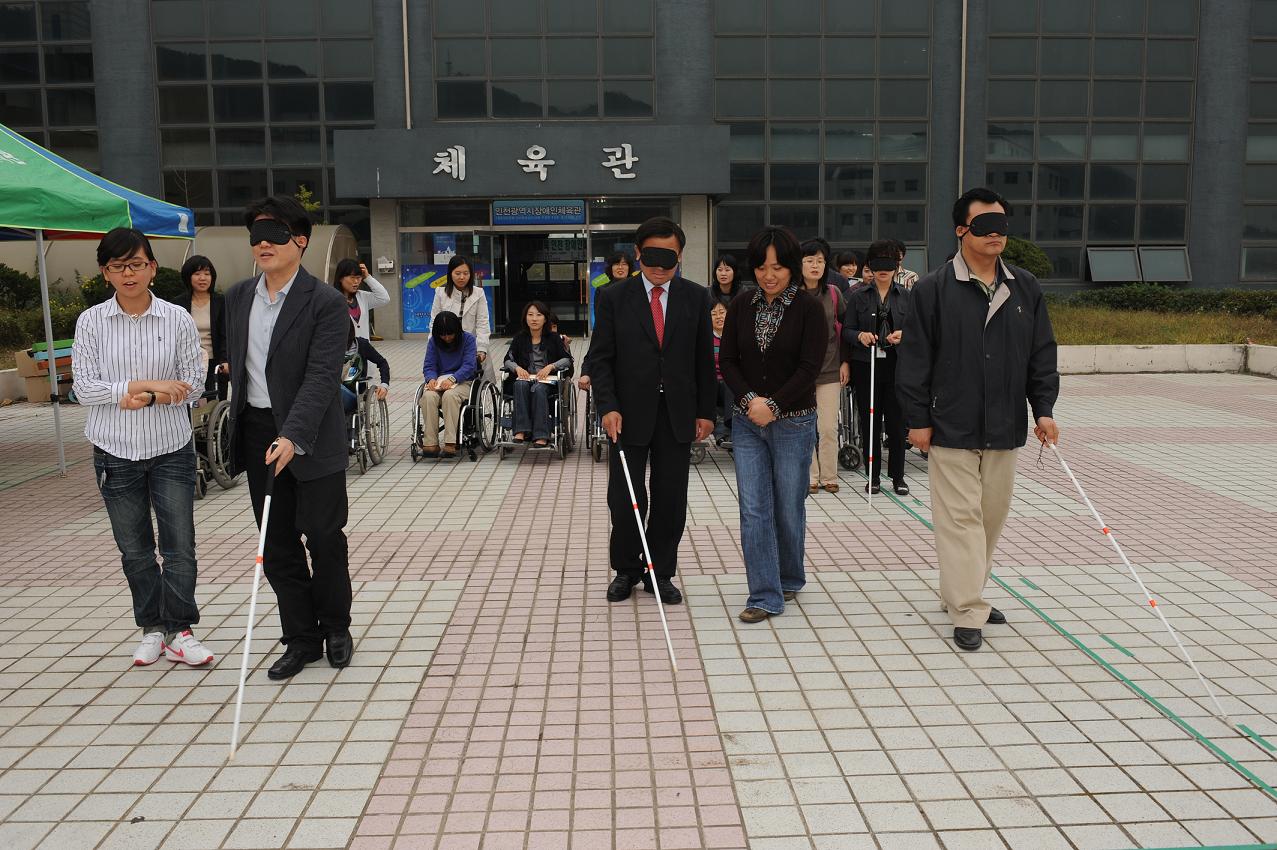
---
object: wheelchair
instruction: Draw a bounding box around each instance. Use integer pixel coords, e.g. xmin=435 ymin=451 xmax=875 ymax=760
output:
xmin=494 ymin=367 xmax=577 ymax=460
xmin=582 ymin=384 xmax=607 ymax=463
xmin=409 ymin=371 xmax=499 ymax=463
xmin=341 ymin=349 xmax=390 ymax=474
xmin=837 ymin=383 xmax=863 ymax=471
xmin=190 ymin=387 xmax=238 ymax=500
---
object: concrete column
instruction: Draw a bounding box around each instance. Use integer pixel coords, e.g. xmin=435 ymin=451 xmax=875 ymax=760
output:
xmin=372 ymin=0 xmax=408 ymax=129
xmin=928 ymin=0 xmax=966 ymax=263
xmin=654 ymin=0 xmax=713 ymax=123
xmin=1188 ymin=0 xmax=1250 ymax=287
xmin=960 ymin=0 xmax=990 ymax=192
xmin=406 ymin=0 xmax=435 ymax=127
xmin=680 ymin=195 xmax=711 ymax=284
xmin=369 ymin=199 xmax=402 ymax=338
xmin=90 ymin=0 xmax=161 ymax=195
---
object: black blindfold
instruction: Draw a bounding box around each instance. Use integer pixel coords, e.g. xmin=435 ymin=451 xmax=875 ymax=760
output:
xmin=639 ymin=247 xmax=679 ymax=270
xmin=866 ymin=257 xmax=898 ymax=272
xmin=965 ymin=212 xmax=1009 ymax=237
xmin=248 ymin=218 xmax=295 ymax=246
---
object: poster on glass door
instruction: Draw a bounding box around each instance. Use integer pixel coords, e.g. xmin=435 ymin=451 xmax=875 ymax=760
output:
xmin=401 ymin=263 xmax=495 ymax=334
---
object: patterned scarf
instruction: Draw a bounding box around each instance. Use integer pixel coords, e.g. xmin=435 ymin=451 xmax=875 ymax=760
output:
xmin=751 ymin=283 xmax=798 ymax=353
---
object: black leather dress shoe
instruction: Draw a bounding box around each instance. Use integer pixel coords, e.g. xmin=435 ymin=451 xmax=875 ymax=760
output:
xmin=607 ymin=574 xmax=641 ymax=602
xmin=954 ymin=627 xmax=983 ymax=651
xmin=326 ymin=630 xmax=354 ymax=668
xmin=642 ymin=577 xmax=683 ymax=605
xmin=986 ymin=608 xmax=1006 ymax=625
xmin=267 ymin=645 xmax=324 ymax=680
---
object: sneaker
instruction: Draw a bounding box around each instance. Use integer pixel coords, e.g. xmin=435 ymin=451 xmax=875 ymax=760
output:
xmin=133 ymin=631 xmax=164 ymax=666
xmin=164 ymin=630 xmax=215 ymax=667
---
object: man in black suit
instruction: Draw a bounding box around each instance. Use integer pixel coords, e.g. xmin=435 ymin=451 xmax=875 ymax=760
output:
xmin=224 ymin=195 xmax=354 ymax=680
xmin=585 ymin=217 xmax=717 ymax=604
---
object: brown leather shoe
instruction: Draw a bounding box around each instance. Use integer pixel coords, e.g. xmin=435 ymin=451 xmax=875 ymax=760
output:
xmin=809 ymin=484 xmax=819 ymax=494
xmin=823 ymin=483 xmax=839 ymax=493
xmin=783 ymin=591 xmax=797 ymax=602
xmin=739 ymin=607 xmax=771 ymax=623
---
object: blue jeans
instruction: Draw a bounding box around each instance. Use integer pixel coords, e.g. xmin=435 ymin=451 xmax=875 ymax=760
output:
xmin=92 ymin=441 xmax=200 ymax=634
xmin=731 ymin=412 xmax=816 ymax=613
xmin=513 ymin=380 xmax=552 ymax=440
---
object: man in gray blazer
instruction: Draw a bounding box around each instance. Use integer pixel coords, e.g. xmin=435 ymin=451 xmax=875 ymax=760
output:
xmin=225 ymin=195 xmax=354 ymax=680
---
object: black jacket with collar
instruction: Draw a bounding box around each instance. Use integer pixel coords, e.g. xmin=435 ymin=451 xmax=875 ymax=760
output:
xmin=842 ymin=280 xmax=912 ymax=364
xmin=505 ymin=329 xmax=571 ymax=372
xmin=173 ymin=290 xmax=228 ymax=366
xmin=223 ymin=266 xmax=351 ymax=480
xmin=895 ymin=253 xmax=1058 ymax=450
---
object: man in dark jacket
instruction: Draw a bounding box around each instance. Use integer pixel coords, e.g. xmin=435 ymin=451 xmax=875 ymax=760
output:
xmin=896 ymin=188 xmax=1060 ymax=652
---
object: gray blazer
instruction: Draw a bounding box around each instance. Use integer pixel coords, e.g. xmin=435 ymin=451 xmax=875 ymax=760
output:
xmin=224 ymin=266 xmax=350 ymax=481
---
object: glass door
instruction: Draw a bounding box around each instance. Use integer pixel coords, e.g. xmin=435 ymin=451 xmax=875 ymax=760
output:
xmin=398 ymin=230 xmax=499 ymax=335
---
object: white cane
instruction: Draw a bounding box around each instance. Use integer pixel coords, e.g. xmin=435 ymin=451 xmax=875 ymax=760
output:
xmin=1048 ymin=441 xmax=1234 ymax=727
xmin=230 ymin=453 xmax=277 ymax=759
xmin=866 ymin=342 xmax=876 ymax=507
xmin=614 ymin=441 xmax=678 ymax=673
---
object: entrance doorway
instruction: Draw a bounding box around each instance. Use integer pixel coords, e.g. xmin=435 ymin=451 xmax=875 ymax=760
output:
xmin=503 ymin=233 xmax=589 ymax=336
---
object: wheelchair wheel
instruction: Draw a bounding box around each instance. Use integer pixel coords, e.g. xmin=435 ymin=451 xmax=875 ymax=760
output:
xmin=691 ymin=445 xmax=707 ymax=464
xmin=562 ymin=385 xmax=578 ymax=452
xmin=194 ymin=471 xmax=207 ymax=500
xmin=208 ymin=399 xmax=241 ymax=490
xmin=356 ymin=446 xmax=368 ymax=474
xmin=364 ymin=388 xmax=387 ymax=465
xmin=411 ymin=444 xmax=420 ymax=462
xmin=477 ymin=381 xmax=500 ymax=452
xmin=592 ymin=440 xmax=605 ymax=463
xmin=839 ymin=444 xmax=862 ymax=471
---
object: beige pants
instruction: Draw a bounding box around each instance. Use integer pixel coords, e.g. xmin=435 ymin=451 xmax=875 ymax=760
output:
xmin=418 ymin=381 xmax=472 ymax=446
xmin=810 ymin=381 xmax=841 ymax=486
xmin=929 ymin=445 xmax=1018 ymax=629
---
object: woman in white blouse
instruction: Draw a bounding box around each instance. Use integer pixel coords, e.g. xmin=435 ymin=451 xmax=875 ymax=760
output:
xmin=175 ymin=255 xmax=227 ymax=399
xmin=429 ymin=255 xmax=490 ymax=364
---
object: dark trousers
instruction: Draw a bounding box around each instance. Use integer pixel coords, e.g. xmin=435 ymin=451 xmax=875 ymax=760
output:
xmin=204 ymin=363 xmax=228 ymax=400
xmin=513 ymin=380 xmax=552 ymax=440
xmin=852 ymin=355 xmax=905 ymax=482
xmin=713 ymin=380 xmax=733 ymax=440
xmin=357 ymin=338 xmax=390 ymax=385
xmin=240 ymin=406 xmax=352 ymax=652
xmin=606 ymin=395 xmax=689 ymax=580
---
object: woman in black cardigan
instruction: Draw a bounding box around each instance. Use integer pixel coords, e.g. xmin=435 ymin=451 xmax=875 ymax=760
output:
xmin=718 ymin=227 xmax=828 ymax=623
xmin=504 ymin=300 xmax=573 ymax=446
xmin=173 ymin=255 xmax=228 ymax=399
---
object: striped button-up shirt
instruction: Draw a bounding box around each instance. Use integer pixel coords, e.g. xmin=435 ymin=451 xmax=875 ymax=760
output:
xmin=71 ymin=294 xmax=205 ymax=460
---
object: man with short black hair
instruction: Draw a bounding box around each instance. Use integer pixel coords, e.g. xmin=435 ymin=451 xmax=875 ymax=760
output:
xmin=897 ymin=188 xmax=1060 ymax=652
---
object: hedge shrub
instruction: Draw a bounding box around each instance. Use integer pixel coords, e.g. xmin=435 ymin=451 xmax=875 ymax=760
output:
xmin=1003 ymin=237 xmax=1052 ymax=279
xmin=1068 ymin=283 xmax=1277 ymax=316
xmin=0 ymin=263 xmax=41 ymax=310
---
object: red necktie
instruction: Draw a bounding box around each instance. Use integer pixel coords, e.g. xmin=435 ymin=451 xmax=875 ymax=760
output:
xmin=650 ymin=285 xmax=665 ymax=347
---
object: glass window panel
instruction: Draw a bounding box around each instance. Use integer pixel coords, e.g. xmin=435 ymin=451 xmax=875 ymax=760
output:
xmin=1040 ymin=38 xmax=1089 ymax=75
xmin=825 ymin=164 xmax=874 ymax=200
xmin=0 ymin=2 xmax=36 ymax=41
xmin=215 ymin=127 xmax=265 ymax=164
xmin=729 ymin=122 xmax=764 ymax=160
xmin=1003 ymin=210 xmax=1032 ymax=239
xmin=218 ymin=169 xmax=268 ymax=208
xmin=47 ymin=129 xmax=96 ymax=169
xmin=1089 ymin=205 xmax=1136 ymax=240
xmin=1253 ymin=82 xmax=1277 ymax=119
xmin=40 ymin=43 xmax=90 ymax=83
xmin=716 ymin=79 xmax=764 ymax=116
xmin=270 ymin=83 xmax=320 ymax=122
xmin=716 ymin=0 xmax=764 ymax=33
xmin=1038 ymin=123 xmax=1086 ymax=159
xmin=878 ymin=78 xmax=929 ymax=117
xmin=1095 ymin=0 xmax=1145 ymax=34
xmin=45 ymin=87 xmax=94 ymax=125
xmin=266 ymin=0 xmax=316 ymax=36
xmin=730 ymin=163 xmax=765 ymax=199
xmin=985 ymin=164 xmax=1034 ymax=200
xmin=1091 ymin=123 xmax=1138 ymax=159
xmin=212 ymin=84 xmax=264 ymax=122
xmin=1093 ymin=80 xmax=1141 ymax=118
xmin=272 ymin=168 xmax=323 ymax=200
xmin=267 ymin=42 xmax=318 ymax=79
xmin=1147 ymin=40 xmax=1194 ymax=77
xmin=1039 ymin=80 xmax=1088 ymax=117
xmin=1256 ymin=43 xmax=1277 ymax=79
xmin=322 ymin=40 xmax=373 ymax=78
xmin=1089 ymin=163 xmax=1137 ymax=199
xmin=1042 ymin=4 xmax=1090 ymax=33
xmin=1251 ymin=125 xmax=1277 ymax=161
xmin=879 ymin=0 xmax=928 ymax=33
xmin=1256 ymin=0 xmax=1277 ymax=36
xmin=1145 ymin=81 xmax=1192 ymax=118
xmin=1042 ymin=247 xmax=1081 ymax=278
xmin=271 ymin=125 xmax=321 ymax=163
xmin=879 ymin=37 xmax=930 ymax=74
xmin=546 ymin=0 xmax=596 ymax=33
xmin=825 ymin=79 xmax=874 ymax=118
xmin=157 ymin=85 xmax=207 ymax=123
xmin=768 ymin=204 xmax=819 ymax=232
xmin=770 ymin=123 xmax=820 ymax=160
xmin=435 ymin=39 xmax=485 ymax=77
xmin=988 ymin=122 xmax=1034 ymax=159
xmin=878 ymin=123 xmax=927 ymax=159
xmin=602 ymin=0 xmax=651 ymax=32
xmin=989 ymin=38 xmax=1036 ymax=75
xmin=435 ymin=0 xmax=485 ymax=33
xmin=1147 ymin=0 xmax=1195 ymax=35
xmin=717 ymin=205 xmax=764 ymax=243
xmin=207 ymin=0 xmax=259 ymax=38
xmin=1247 ymin=164 xmax=1277 ymax=204
xmin=988 ymin=80 xmax=1035 ymax=117
xmin=325 ymin=81 xmax=374 ymax=120
xmin=211 ymin=42 xmax=262 ymax=80
xmin=436 ymin=80 xmax=486 ymax=117
xmin=824 ymin=38 xmax=874 ymax=75
xmin=769 ymin=79 xmax=819 ymax=117
xmin=493 ymin=38 xmax=542 ymax=77
xmin=155 ymin=44 xmax=205 ymax=81
xmin=824 ymin=0 xmax=874 ymax=33
xmin=547 ymin=79 xmax=597 ymax=116
xmin=825 ymin=122 xmax=874 ymax=159
xmin=491 ymin=0 xmax=541 ymax=33
xmin=602 ymin=37 xmax=651 ymax=75
xmin=1243 ymin=247 xmax=1277 ymax=279
xmin=770 ymin=164 xmax=819 ymax=200
xmin=1144 ymin=123 xmax=1190 ymax=160
xmin=160 ymin=127 xmax=210 ymax=166
xmin=1139 ymin=206 xmax=1186 ymax=242
xmin=875 ymin=205 xmax=925 ymax=240
xmin=603 ymin=80 xmax=651 ymax=116
xmin=770 ymin=37 xmax=818 ymax=76
xmin=1141 ymin=163 xmax=1188 ymax=200
xmin=40 ymin=2 xmax=90 ymax=40
xmin=321 ymin=0 xmax=372 ymax=35
xmin=150 ymin=0 xmax=203 ymax=38
xmin=1087 ymin=247 xmax=1140 ymax=281
xmin=1246 ymin=205 xmax=1277 ymax=239
xmin=493 ymin=80 xmax=542 ymax=116
xmin=0 ymin=47 xmax=38 ymax=83
xmin=769 ymin=0 xmax=819 ymax=33
xmin=988 ymin=0 xmax=1036 ymax=34
xmin=825 ymin=205 xmax=873 ymax=243
xmin=1037 ymin=163 xmax=1085 ymax=199
xmin=1138 ymin=247 xmax=1190 ymax=281
xmin=163 ymin=169 xmax=213 ymax=209
xmin=717 ymin=37 xmax=765 ymax=75
xmin=1093 ymin=39 xmax=1142 ymax=76
xmin=1036 ymin=204 xmax=1084 ymax=240
xmin=547 ymin=38 xmax=596 ymax=75
xmin=879 ymin=163 xmax=926 ymax=199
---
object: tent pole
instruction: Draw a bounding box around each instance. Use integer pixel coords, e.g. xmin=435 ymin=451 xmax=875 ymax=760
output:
xmin=35 ymin=230 xmax=67 ymax=476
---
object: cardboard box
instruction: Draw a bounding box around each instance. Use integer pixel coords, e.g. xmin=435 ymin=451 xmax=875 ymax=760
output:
xmin=14 ymin=348 xmax=73 ymax=378
xmin=24 ymin=372 xmax=72 ymax=402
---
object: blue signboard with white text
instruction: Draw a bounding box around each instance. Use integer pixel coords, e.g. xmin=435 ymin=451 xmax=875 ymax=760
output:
xmin=493 ymin=199 xmax=587 ymax=226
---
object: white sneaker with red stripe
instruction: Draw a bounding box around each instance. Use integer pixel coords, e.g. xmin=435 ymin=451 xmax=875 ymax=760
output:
xmin=133 ymin=631 xmax=164 ymax=666
xmin=164 ymin=630 xmax=215 ymax=666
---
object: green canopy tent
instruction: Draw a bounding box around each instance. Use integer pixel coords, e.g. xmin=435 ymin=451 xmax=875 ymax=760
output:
xmin=0 ymin=123 xmax=195 ymax=475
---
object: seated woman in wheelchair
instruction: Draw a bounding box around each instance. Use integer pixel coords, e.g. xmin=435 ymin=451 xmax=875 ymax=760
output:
xmin=504 ymin=300 xmax=572 ymax=447
xmin=419 ymin=310 xmax=477 ymax=458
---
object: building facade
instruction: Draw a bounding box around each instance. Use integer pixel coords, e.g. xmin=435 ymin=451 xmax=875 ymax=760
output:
xmin=0 ymin=0 xmax=1270 ymax=338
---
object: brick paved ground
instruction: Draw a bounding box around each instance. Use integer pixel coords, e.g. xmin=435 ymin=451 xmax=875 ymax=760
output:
xmin=1 ymin=340 xmax=1276 ymax=849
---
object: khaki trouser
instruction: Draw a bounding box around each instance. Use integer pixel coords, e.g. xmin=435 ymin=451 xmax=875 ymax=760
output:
xmin=929 ymin=445 xmax=1018 ymax=629
xmin=418 ymin=381 xmax=472 ymax=446
xmin=810 ymin=381 xmax=841 ymax=487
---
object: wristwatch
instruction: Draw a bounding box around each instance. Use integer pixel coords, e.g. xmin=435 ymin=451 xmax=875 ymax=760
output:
xmin=146 ymin=391 xmax=157 ymax=407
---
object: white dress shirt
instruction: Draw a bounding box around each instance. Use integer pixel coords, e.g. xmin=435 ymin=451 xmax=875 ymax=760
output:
xmin=641 ymin=273 xmax=669 ymax=314
xmin=71 ymin=294 xmax=204 ymax=460
xmin=245 ymin=271 xmax=298 ymax=409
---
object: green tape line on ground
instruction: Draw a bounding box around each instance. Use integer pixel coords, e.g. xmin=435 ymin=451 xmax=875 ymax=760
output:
xmin=1020 ymin=577 xmax=1040 ymax=591
xmin=1241 ymin=725 xmax=1277 ymax=753
xmin=1100 ymin=634 xmax=1136 ymax=659
xmin=865 ymin=473 xmax=1277 ymax=803
xmin=1130 ymin=845 xmax=1277 ymax=850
